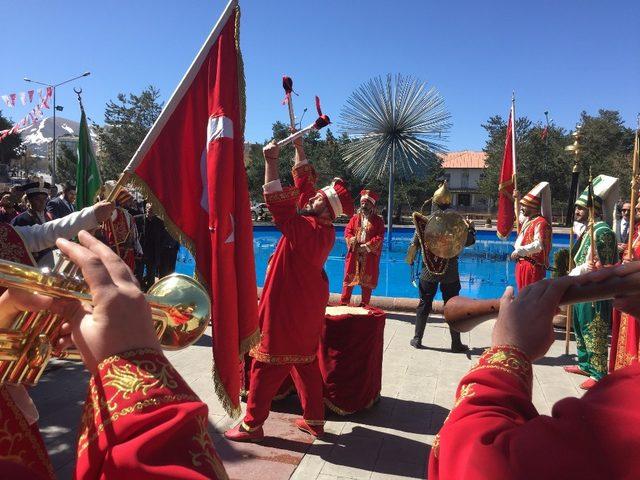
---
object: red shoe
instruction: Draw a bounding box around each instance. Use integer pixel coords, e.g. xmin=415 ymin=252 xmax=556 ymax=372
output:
xmin=224 ymin=422 xmax=264 ymax=443
xmin=579 ymin=378 xmax=598 ymax=390
xmin=564 ymin=365 xmax=589 ymax=377
xmin=295 ymin=418 xmax=324 ymax=437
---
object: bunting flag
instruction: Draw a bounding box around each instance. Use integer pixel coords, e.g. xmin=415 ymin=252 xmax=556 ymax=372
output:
xmin=0 ymin=92 xmax=51 ymax=143
xmin=120 ymin=0 xmax=258 ymax=417
xmin=497 ymin=105 xmax=517 ymax=239
xmin=0 ymin=89 xmax=43 ymax=108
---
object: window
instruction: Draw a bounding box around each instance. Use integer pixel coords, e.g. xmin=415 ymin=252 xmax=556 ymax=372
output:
xmin=458 ymin=193 xmax=471 ymax=206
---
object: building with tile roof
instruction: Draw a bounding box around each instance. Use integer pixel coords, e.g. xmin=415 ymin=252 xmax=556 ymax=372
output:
xmin=438 ymin=151 xmax=488 ymax=211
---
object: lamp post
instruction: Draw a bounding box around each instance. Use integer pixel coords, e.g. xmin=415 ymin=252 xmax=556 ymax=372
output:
xmin=23 ymin=71 xmax=91 ymax=185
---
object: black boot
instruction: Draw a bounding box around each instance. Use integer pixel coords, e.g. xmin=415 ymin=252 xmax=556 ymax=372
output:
xmin=411 ymin=315 xmax=427 ymax=349
xmin=449 ymin=329 xmax=468 ymax=353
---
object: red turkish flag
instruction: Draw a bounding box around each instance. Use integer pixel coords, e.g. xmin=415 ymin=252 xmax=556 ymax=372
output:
xmin=127 ymin=1 xmax=257 ymax=417
xmin=497 ymin=110 xmax=515 ymax=239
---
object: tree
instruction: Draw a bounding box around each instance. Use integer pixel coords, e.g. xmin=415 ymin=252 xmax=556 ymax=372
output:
xmin=95 ymin=86 xmax=163 ymax=180
xmin=478 ymin=115 xmax=572 ymax=216
xmin=0 ymin=111 xmax=23 ymax=166
xmin=57 ymin=143 xmax=78 ymax=186
xmin=577 ymin=110 xmax=635 ymax=199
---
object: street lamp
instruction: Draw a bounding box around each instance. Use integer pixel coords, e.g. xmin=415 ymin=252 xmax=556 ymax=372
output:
xmin=24 ymin=71 xmax=91 ymax=185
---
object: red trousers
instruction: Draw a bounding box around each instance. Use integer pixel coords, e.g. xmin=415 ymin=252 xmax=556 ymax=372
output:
xmin=340 ymin=285 xmax=372 ymax=305
xmin=244 ymin=358 xmax=324 ymax=428
xmin=515 ymin=260 xmax=545 ymax=291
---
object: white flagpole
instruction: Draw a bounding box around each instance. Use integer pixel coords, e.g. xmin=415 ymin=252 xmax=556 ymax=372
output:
xmin=511 ymin=91 xmax=520 ymax=234
xmin=107 ymin=0 xmax=239 ymax=199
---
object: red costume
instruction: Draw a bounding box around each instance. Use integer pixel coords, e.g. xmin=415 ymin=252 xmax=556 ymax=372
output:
xmin=241 ymin=164 xmax=352 ymax=434
xmin=102 ymin=206 xmax=139 ymax=270
xmin=514 ymin=216 xmax=552 ymax=289
xmin=341 ymin=190 xmax=385 ymax=306
xmin=513 ymin=182 xmax=552 ymax=290
xmin=1 ymin=349 xmax=227 ymax=479
xmin=610 ymin=226 xmax=640 ymax=372
xmin=429 ymin=345 xmax=640 ymax=479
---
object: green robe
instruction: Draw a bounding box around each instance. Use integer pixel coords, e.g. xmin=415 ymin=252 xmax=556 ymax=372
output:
xmin=572 ymin=221 xmax=617 ymax=380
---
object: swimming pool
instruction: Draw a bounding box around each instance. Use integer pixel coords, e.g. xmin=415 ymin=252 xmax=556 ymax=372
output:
xmin=175 ymin=226 xmax=570 ymax=300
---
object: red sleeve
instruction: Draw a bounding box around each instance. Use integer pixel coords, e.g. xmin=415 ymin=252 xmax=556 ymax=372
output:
xmin=364 ymin=215 xmax=385 ymax=255
xmin=429 ymin=346 xmax=605 ymax=480
xmin=345 ymin=215 xmax=357 ymax=242
xmin=75 ymin=349 xmax=228 ymax=480
xmin=292 ymin=163 xmax=317 ymax=209
xmin=0 ymin=387 xmax=55 ymax=480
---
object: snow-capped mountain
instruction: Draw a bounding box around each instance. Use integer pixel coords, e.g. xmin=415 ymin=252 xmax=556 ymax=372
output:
xmin=19 ymin=116 xmax=96 ymax=157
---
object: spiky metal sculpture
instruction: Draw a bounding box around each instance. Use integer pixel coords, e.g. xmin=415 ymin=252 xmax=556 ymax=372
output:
xmin=340 ymin=74 xmax=451 ymax=248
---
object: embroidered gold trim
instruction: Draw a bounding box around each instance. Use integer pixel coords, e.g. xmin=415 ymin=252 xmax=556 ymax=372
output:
xmin=189 ymin=415 xmax=229 ymax=480
xmin=468 ymin=346 xmax=532 ymax=390
xmin=0 ymin=387 xmax=54 ymax=478
xmin=249 ymin=347 xmax=316 ymax=365
xmin=265 ymin=187 xmax=299 ymax=204
xmin=323 ymin=394 xmax=379 ymax=416
xmin=77 ymin=393 xmax=200 ymax=454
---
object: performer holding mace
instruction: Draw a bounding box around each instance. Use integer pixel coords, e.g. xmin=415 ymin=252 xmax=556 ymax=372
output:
xmin=510 ymin=182 xmax=552 ymax=289
xmin=340 ymin=189 xmax=385 ymax=306
xmin=564 ymin=175 xmax=618 ymax=389
xmin=225 ymin=137 xmax=354 ymax=442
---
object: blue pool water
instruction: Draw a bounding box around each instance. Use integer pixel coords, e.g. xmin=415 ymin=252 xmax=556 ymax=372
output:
xmin=175 ymin=226 xmax=570 ymax=300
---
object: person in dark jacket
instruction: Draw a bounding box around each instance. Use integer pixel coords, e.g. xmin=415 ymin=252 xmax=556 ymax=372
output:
xmin=46 ymin=184 xmax=76 ymax=219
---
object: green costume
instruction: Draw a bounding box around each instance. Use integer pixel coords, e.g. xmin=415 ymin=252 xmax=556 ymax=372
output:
xmin=572 ymin=220 xmax=617 ymax=380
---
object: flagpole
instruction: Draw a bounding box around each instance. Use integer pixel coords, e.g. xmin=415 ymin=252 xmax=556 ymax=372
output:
xmin=106 ymin=0 xmax=239 ymax=202
xmin=626 ymin=117 xmax=640 ymax=261
xmin=511 ymin=92 xmax=520 ymax=234
xmin=564 ymin=124 xmax=582 ymax=355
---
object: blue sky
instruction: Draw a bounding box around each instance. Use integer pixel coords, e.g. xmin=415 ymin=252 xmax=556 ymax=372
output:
xmin=2 ymin=0 xmax=638 ymax=150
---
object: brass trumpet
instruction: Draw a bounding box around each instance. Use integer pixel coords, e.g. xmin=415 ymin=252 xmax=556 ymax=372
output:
xmin=0 ymin=257 xmax=211 ymax=386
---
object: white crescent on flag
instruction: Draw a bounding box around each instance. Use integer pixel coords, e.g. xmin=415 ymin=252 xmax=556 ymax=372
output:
xmin=201 ymin=114 xmax=235 ymax=243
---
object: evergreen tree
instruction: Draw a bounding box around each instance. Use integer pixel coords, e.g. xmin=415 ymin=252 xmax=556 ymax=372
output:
xmin=95 ymin=86 xmax=163 ymax=180
xmin=0 ymin=111 xmax=23 ymax=165
xmin=578 ymin=110 xmax=635 ymax=199
xmin=57 ymin=143 xmax=78 ymax=186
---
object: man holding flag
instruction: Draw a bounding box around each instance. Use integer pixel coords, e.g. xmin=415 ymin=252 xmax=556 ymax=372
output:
xmin=565 ymin=175 xmax=618 ymax=389
xmin=106 ymin=0 xmax=258 ymax=416
xmin=510 ymin=182 xmax=553 ymax=289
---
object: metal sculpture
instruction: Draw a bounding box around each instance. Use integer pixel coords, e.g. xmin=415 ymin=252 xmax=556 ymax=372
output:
xmin=340 ymin=74 xmax=451 ymax=248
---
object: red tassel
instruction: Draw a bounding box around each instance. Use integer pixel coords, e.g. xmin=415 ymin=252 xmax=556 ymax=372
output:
xmin=315 ymin=95 xmax=323 ymax=116
xmin=282 ymin=76 xmax=293 ymax=94
xmin=314 ymin=115 xmax=331 ymax=129
xmin=281 ymin=75 xmax=297 ymax=105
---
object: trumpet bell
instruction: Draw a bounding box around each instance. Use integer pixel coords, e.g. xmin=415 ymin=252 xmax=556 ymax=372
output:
xmin=147 ymin=274 xmax=211 ymax=350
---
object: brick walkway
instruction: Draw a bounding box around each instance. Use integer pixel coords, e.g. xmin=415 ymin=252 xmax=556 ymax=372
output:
xmin=31 ymin=311 xmax=583 ymax=479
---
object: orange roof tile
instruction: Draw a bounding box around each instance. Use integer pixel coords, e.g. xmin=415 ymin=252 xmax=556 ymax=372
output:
xmin=439 ymin=151 xmax=486 ymax=169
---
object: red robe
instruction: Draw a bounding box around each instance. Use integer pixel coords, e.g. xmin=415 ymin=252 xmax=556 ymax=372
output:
xmin=342 ymin=212 xmax=385 ymax=289
xmin=250 ymin=163 xmax=335 ymax=364
xmin=102 ymin=207 xmax=137 ymax=270
xmin=610 ymin=226 xmax=640 ymax=372
xmin=514 ymin=215 xmax=552 ymax=290
xmin=1 ymin=349 xmax=228 ymax=479
xmin=429 ymin=345 xmax=640 ymax=479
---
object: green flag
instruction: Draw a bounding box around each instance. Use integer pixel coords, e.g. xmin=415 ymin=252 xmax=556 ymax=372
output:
xmin=75 ymin=107 xmax=102 ymax=209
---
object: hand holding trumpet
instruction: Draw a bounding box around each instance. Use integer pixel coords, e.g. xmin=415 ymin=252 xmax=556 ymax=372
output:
xmin=0 ymin=231 xmax=160 ymax=374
